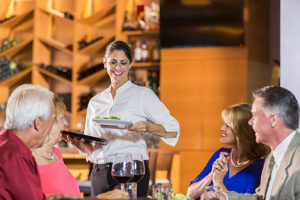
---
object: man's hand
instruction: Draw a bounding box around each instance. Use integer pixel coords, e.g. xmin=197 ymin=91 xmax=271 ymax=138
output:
xmin=96 ymin=189 xmax=129 ymax=199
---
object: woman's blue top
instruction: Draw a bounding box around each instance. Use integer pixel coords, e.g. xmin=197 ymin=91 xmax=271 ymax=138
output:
xmin=190 ymin=148 xmax=264 ymax=194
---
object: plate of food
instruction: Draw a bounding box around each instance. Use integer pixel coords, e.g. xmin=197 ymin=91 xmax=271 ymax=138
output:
xmin=61 ymin=130 xmax=108 ymax=145
xmin=92 ymin=116 xmax=133 ymax=129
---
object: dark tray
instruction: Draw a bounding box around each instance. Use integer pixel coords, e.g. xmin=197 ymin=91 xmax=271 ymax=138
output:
xmin=61 ymin=130 xmax=108 ymax=145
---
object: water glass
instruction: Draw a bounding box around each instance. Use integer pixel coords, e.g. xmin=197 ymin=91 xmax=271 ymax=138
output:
xmin=152 ymin=183 xmax=172 ymax=200
xmin=126 ymin=182 xmax=137 ymax=199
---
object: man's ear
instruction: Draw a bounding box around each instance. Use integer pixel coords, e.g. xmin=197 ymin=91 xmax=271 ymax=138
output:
xmin=271 ymin=113 xmax=279 ymax=128
xmin=33 ymin=117 xmax=42 ymax=133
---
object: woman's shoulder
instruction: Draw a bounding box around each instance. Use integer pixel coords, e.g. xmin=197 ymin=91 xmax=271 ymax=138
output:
xmin=209 ymin=148 xmax=231 ymax=161
xmin=214 ymin=147 xmax=231 ymax=156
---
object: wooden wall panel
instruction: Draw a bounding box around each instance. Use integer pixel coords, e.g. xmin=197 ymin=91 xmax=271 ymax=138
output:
xmin=160 ymin=47 xmax=247 ymax=193
xmin=179 ymin=151 xmax=215 ymax=194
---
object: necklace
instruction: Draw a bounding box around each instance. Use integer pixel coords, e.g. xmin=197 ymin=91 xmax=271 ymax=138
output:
xmin=230 ymin=152 xmax=250 ymax=168
xmin=33 ymin=149 xmax=55 ymax=160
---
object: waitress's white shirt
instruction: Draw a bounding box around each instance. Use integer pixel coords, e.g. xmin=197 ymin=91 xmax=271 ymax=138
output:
xmin=84 ymin=81 xmax=180 ymax=164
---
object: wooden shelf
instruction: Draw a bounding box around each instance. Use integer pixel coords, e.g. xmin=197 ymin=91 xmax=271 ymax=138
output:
xmin=77 ymin=109 xmax=87 ymax=116
xmin=38 ymin=67 xmax=72 ymax=86
xmin=39 ymin=37 xmax=72 ymax=55
xmin=78 ymin=3 xmax=115 ymax=25
xmin=65 ymin=111 xmax=72 ymax=117
xmin=0 ymin=67 xmax=32 ymax=87
xmin=95 ymin=14 xmax=115 ymax=28
xmin=132 ymin=62 xmax=160 ymax=68
xmin=0 ymin=10 xmax=34 ymax=29
xmin=78 ymin=69 xmax=107 ymax=85
xmin=122 ymin=30 xmax=159 ymax=36
xmin=78 ymin=35 xmax=114 ymax=55
xmin=38 ymin=8 xmax=74 ymax=23
xmin=0 ymin=38 xmax=33 ymax=57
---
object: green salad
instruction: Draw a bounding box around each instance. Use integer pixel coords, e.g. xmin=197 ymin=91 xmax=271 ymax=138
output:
xmin=95 ymin=116 xmax=121 ymax=120
xmin=149 ymin=193 xmax=192 ymax=200
xmin=172 ymin=193 xmax=193 ymax=200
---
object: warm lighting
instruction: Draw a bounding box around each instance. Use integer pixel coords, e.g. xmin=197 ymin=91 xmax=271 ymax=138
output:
xmin=181 ymin=0 xmax=211 ymax=6
xmin=195 ymin=25 xmax=244 ymax=35
xmin=82 ymin=0 xmax=92 ymax=18
xmin=4 ymin=0 xmax=14 ymax=18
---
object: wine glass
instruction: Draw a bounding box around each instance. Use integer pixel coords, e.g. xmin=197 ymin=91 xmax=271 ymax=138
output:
xmin=132 ymin=153 xmax=145 ymax=182
xmin=111 ymin=153 xmax=134 ymax=191
xmin=127 ymin=153 xmax=145 ymax=199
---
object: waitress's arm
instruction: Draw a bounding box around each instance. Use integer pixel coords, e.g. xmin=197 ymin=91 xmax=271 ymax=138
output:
xmin=127 ymin=121 xmax=177 ymax=138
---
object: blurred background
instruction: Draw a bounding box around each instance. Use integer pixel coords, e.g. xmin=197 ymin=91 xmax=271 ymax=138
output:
xmin=1 ymin=0 xmax=293 ymax=195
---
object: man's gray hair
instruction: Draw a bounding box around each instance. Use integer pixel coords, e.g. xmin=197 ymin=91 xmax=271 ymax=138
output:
xmin=4 ymin=84 xmax=54 ymax=130
xmin=252 ymin=86 xmax=299 ymax=130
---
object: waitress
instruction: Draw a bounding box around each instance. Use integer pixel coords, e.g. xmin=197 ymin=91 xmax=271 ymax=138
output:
xmin=70 ymin=40 xmax=180 ymax=197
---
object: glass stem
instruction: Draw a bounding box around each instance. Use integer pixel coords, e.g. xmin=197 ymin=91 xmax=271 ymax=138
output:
xmin=120 ymin=183 xmax=125 ymax=191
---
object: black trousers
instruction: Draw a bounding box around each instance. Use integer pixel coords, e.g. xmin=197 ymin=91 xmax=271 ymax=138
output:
xmin=91 ymin=160 xmax=150 ymax=197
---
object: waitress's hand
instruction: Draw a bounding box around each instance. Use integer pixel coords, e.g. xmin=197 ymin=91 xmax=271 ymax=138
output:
xmin=127 ymin=121 xmax=149 ymax=135
xmin=63 ymin=135 xmax=97 ymax=155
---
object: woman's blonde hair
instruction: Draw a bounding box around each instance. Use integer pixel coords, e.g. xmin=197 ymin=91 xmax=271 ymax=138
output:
xmin=53 ymin=94 xmax=66 ymax=122
xmin=222 ymin=103 xmax=270 ymax=160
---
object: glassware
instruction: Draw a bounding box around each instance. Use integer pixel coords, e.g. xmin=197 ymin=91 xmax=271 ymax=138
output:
xmin=127 ymin=153 xmax=145 ymax=199
xmin=111 ymin=153 xmax=134 ymax=191
xmin=152 ymin=183 xmax=172 ymax=200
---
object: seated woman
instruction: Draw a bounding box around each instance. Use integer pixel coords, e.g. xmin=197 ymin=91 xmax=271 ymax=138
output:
xmin=187 ymin=104 xmax=270 ymax=200
xmin=32 ymin=95 xmax=80 ymax=196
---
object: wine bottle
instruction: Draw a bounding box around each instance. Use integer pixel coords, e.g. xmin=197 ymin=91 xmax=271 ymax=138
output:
xmin=78 ymin=91 xmax=96 ymax=111
xmin=57 ymin=93 xmax=71 ymax=112
xmin=78 ymin=36 xmax=104 ymax=50
xmin=152 ymin=40 xmax=160 ymax=62
xmin=0 ymin=57 xmax=22 ymax=82
xmin=141 ymin=40 xmax=149 ymax=62
xmin=0 ymin=39 xmax=22 ymax=53
xmin=134 ymin=40 xmax=142 ymax=62
xmin=77 ymin=63 xmax=104 ymax=80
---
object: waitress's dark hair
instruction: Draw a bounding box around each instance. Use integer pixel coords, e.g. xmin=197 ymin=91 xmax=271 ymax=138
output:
xmin=104 ymin=40 xmax=132 ymax=63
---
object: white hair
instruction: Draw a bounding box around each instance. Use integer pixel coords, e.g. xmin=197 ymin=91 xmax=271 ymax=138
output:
xmin=4 ymin=84 xmax=54 ymax=131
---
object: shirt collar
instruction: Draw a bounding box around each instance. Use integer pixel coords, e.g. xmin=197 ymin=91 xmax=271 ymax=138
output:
xmin=109 ymin=80 xmax=132 ymax=95
xmin=273 ymin=130 xmax=296 ymax=167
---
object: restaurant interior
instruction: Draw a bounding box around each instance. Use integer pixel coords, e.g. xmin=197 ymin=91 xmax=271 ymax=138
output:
xmin=3 ymin=0 xmax=298 ymax=197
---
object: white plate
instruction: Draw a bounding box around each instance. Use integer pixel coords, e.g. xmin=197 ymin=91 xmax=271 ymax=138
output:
xmin=92 ymin=118 xmax=133 ymax=129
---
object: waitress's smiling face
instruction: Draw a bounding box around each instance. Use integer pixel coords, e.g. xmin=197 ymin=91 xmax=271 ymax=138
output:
xmin=105 ymin=50 xmax=131 ymax=89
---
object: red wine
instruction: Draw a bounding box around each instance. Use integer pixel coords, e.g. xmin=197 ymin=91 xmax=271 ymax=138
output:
xmin=112 ymin=175 xmax=133 ymax=184
xmin=131 ymin=174 xmax=144 ymax=183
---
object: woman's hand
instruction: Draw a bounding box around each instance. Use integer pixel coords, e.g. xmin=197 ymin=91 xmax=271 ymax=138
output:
xmin=127 ymin=121 xmax=177 ymax=138
xmin=127 ymin=121 xmax=149 ymax=135
xmin=187 ymin=173 xmax=213 ymax=199
xmin=212 ymin=152 xmax=229 ymax=190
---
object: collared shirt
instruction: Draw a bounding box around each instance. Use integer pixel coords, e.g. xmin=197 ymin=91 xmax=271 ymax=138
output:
xmin=84 ymin=81 xmax=180 ymax=164
xmin=0 ymin=129 xmax=46 ymax=200
xmin=265 ymin=130 xmax=296 ymax=200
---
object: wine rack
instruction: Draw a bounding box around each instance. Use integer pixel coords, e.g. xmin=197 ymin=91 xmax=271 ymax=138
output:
xmin=0 ymin=0 xmax=161 ymax=130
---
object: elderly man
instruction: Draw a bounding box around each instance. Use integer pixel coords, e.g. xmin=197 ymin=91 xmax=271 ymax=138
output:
xmin=202 ymin=86 xmax=300 ymax=200
xmin=0 ymin=84 xmax=55 ymax=200
xmin=0 ymin=84 xmax=128 ymax=200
